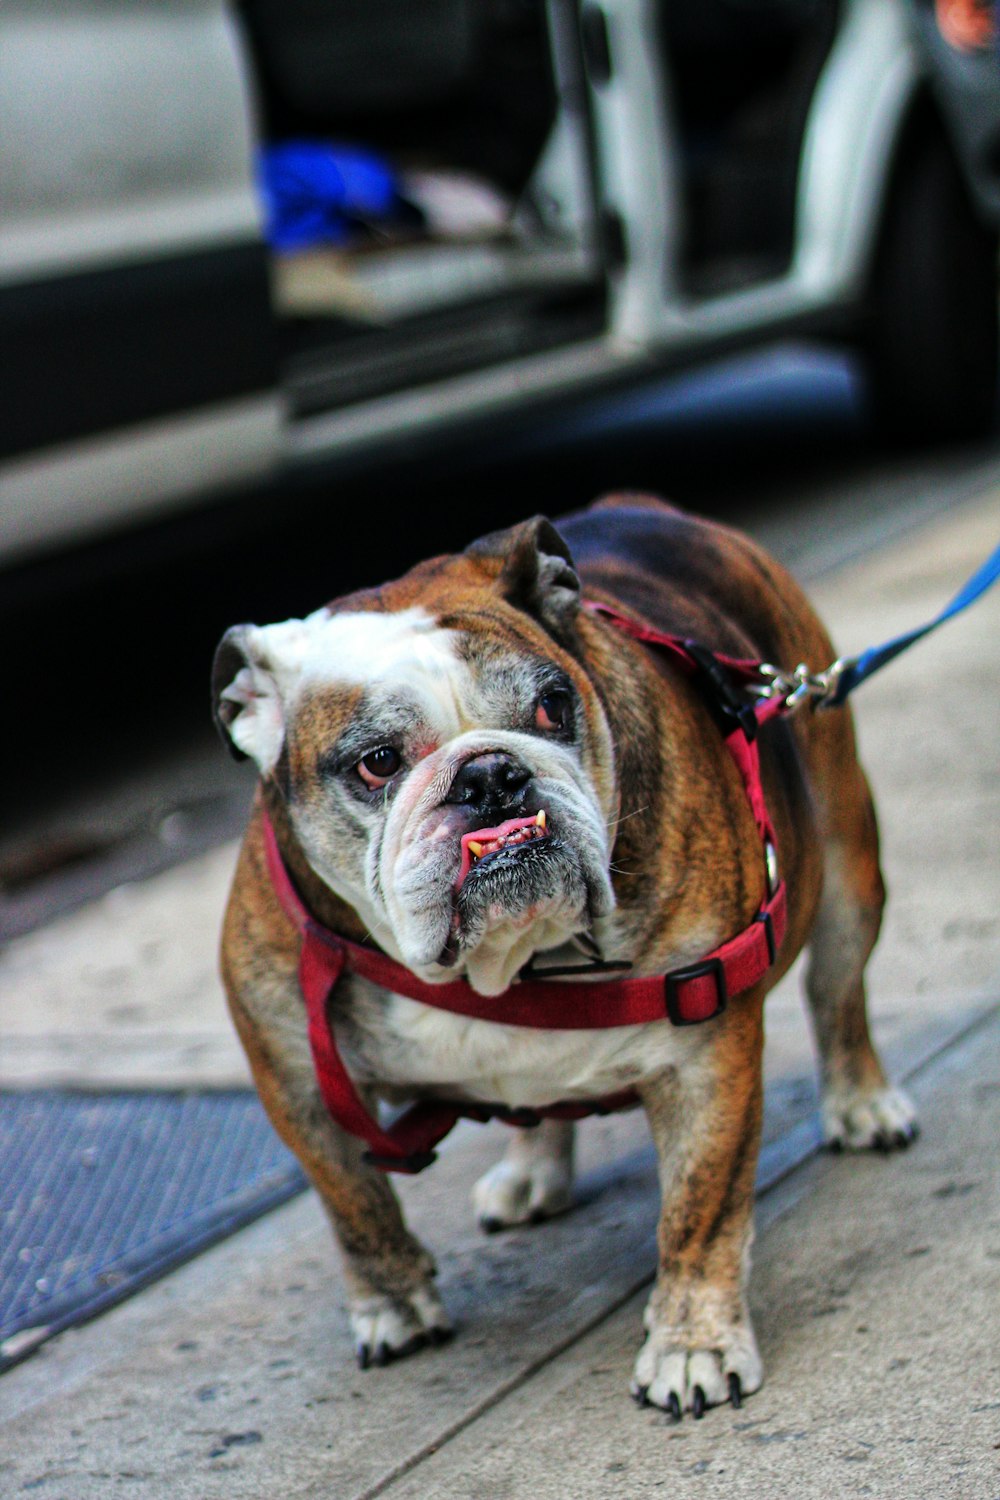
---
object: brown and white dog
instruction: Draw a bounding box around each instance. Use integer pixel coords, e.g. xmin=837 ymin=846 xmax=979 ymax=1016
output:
xmin=213 ymin=496 xmax=916 ymax=1415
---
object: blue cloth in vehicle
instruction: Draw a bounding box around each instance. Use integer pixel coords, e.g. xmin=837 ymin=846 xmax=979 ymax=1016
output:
xmin=259 ymin=142 xmax=404 ymax=251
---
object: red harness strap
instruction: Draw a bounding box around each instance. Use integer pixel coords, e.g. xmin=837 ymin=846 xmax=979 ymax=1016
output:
xmin=261 ymin=607 xmax=788 ymax=1172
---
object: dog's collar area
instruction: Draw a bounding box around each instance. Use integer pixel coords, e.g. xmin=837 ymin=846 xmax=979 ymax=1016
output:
xmin=260 ymin=605 xmax=788 ymax=1174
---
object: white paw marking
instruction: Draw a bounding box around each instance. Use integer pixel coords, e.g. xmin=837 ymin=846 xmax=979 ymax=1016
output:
xmin=473 ymin=1157 xmax=574 ymax=1230
xmin=823 ymin=1083 xmax=919 ymax=1151
xmin=350 ymin=1281 xmax=452 ymax=1368
xmin=630 ymin=1329 xmax=762 ymax=1416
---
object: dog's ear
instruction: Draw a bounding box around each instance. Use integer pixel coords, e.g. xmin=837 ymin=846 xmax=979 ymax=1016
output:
xmin=212 ymin=624 xmax=287 ymax=773
xmin=467 ymin=516 xmax=580 ymax=632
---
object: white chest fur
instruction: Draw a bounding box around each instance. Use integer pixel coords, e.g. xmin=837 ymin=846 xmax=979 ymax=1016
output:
xmin=338 ymin=977 xmax=710 ymax=1109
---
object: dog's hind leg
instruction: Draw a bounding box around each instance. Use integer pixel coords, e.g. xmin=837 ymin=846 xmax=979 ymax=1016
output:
xmin=473 ymin=1118 xmax=575 ymax=1232
xmin=805 ymin=759 xmax=917 ymax=1151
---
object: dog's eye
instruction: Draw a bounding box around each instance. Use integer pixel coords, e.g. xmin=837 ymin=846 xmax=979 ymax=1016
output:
xmin=535 ymin=690 xmax=572 ymax=734
xmin=357 ymin=746 xmax=402 ymax=789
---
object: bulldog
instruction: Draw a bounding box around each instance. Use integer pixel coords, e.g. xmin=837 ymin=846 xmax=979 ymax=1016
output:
xmin=213 ymin=495 xmax=916 ymax=1416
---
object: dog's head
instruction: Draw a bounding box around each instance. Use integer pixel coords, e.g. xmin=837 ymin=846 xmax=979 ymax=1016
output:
xmin=213 ymin=519 xmax=618 ymax=995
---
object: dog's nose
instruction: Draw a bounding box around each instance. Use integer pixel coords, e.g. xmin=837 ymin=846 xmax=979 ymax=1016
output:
xmin=446 ymin=752 xmax=532 ymax=814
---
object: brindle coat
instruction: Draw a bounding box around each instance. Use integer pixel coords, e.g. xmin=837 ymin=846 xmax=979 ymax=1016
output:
xmin=215 ymin=496 xmax=916 ymax=1413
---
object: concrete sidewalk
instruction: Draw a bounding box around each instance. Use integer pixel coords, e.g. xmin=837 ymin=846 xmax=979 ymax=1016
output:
xmin=1 ymin=487 xmax=998 ymax=1498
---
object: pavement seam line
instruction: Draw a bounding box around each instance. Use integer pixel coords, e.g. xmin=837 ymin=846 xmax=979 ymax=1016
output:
xmin=790 ymin=456 xmax=1000 ymax=585
xmin=350 ymin=994 xmax=1000 ymax=1500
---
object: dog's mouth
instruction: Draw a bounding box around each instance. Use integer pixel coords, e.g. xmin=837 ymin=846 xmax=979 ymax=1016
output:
xmin=453 ymin=810 xmax=551 ymax=893
xmin=435 ymin=808 xmax=558 ymax=970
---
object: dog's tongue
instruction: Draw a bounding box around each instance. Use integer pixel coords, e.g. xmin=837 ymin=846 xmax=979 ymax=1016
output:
xmin=454 ymin=811 xmax=548 ymax=892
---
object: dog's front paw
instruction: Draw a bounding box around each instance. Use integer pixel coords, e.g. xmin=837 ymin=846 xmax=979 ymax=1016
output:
xmin=473 ymin=1156 xmax=573 ymax=1232
xmin=630 ymin=1327 xmax=762 ymax=1418
xmin=350 ymin=1283 xmax=453 ymax=1369
xmin=823 ymin=1082 xmax=918 ymax=1152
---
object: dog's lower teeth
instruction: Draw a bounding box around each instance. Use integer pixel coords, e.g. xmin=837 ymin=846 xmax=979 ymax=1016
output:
xmin=467 ymin=821 xmax=547 ymax=867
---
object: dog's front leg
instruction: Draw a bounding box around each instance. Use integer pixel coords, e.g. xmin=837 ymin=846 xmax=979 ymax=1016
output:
xmin=633 ymin=994 xmax=765 ymax=1416
xmin=309 ymin=1122 xmax=454 ymax=1369
xmin=227 ymin=990 xmax=452 ymax=1368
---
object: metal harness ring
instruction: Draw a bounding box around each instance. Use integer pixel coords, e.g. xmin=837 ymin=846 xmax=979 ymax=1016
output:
xmin=751 ymin=658 xmax=850 ymax=713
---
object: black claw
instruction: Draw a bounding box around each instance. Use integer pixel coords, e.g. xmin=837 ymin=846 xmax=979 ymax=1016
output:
xmin=632 ymin=1384 xmax=650 ymax=1408
xmin=893 ymin=1129 xmax=910 ymax=1149
xmin=529 ymin=1207 xmax=547 ymax=1225
xmin=827 ymin=1136 xmax=844 ymax=1155
xmin=373 ymin=1341 xmax=392 ymax=1367
xmin=356 ymin=1343 xmax=371 ymax=1371
xmin=728 ymin=1373 xmax=742 ymax=1409
xmin=428 ymin=1325 xmax=454 ymax=1347
xmin=874 ymin=1129 xmax=892 ymax=1153
xmin=667 ymin=1391 xmax=682 ymax=1422
xmin=480 ymin=1216 xmax=505 ymax=1235
xmin=692 ymin=1385 xmax=706 ymax=1420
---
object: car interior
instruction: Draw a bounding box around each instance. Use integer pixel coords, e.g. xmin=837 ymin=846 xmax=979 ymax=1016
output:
xmin=661 ymin=0 xmax=841 ymax=295
xmin=236 ymin=0 xmax=608 ymax=419
xmin=234 ymin=0 xmax=843 ymax=421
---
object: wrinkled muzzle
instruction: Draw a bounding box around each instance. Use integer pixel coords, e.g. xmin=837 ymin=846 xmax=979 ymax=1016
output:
xmin=377 ymin=731 xmax=616 ymax=995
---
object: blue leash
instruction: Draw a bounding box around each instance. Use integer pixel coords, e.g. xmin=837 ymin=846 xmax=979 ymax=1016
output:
xmin=827 ymin=539 xmax=1000 ymax=705
xmin=753 ymin=539 xmax=1000 ymax=712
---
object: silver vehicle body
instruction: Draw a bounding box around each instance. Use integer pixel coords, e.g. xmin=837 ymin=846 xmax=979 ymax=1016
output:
xmin=1 ymin=0 xmax=997 ymax=566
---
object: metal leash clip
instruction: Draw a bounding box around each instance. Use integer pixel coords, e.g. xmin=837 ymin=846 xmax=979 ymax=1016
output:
xmin=752 ymin=657 xmax=851 ymax=713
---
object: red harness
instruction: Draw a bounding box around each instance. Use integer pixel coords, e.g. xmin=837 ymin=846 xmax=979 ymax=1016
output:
xmin=261 ymin=604 xmax=789 ymax=1173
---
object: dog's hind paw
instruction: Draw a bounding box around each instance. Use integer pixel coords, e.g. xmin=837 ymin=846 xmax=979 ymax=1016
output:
xmin=350 ymin=1283 xmax=453 ymax=1369
xmin=630 ymin=1332 xmax=763 ymax=1418
xmin=473 ymin=1156 xmax=573 ymax=1232
xmin=822 ymin=1082 xmax=918 ymax=1152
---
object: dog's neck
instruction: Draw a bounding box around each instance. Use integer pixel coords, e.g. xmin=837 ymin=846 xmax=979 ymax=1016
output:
xmin=260 ymin=786 xmax=372 ymax=947
xmin=573 ymin=602 xmax=746 ymax=960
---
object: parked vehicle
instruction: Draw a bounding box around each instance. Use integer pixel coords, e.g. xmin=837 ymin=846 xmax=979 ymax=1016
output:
xmin=2 ymin=0 xmax=998 ymax=567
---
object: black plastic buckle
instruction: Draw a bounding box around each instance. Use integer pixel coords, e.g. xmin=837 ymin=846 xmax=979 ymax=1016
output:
xmin=756 ymin=907 xmax=777 ymax=964
xmin=683 ymin=640 xmax=758 ymax=742
xmin=495 ymin=1106 xmax=542 ymax=1128
xmin=664 ymin=956 xmax=728 ymax=1026
xmin=363 ymin=1148 xmax=438 ymax=1174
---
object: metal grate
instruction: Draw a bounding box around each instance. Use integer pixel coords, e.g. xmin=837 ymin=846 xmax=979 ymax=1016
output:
xmin=0 ymin=1091 xmax=306 ymax=1370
